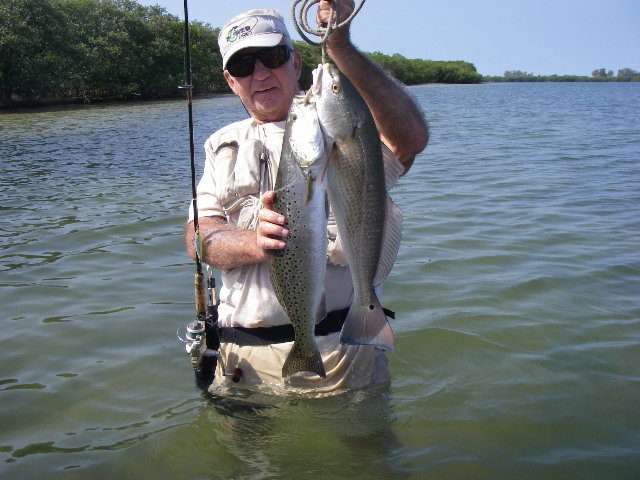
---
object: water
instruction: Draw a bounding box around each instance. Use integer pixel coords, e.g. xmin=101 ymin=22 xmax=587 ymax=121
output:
xmin=1 ymin=82 xmax=639 ymax=479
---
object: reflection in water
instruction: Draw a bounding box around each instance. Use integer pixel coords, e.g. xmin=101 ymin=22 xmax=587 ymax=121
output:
xmin=178 ymin=384 xmax=409 ymax=479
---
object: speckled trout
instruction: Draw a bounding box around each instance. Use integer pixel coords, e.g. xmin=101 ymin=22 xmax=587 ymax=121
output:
xmin=270 ymin=95 xmax=329 ymax=379
xmin=313 ymin=63 xmax=403 ymax=351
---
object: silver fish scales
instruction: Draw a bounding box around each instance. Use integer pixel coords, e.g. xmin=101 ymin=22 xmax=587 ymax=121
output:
xmin=314 ymin=63 xmax=403 ymax=351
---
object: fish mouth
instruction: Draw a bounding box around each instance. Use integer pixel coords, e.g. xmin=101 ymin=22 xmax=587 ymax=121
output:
xmin=311 ymin=65 xmax=324 ymax=97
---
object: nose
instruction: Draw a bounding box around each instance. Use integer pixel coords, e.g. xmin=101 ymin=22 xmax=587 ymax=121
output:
xmin=252 ymin=59 xmax=271 ymax=79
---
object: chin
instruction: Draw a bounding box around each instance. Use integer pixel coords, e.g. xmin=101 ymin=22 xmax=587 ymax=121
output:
xmin=254 ymin=105 xmax=288 ymax=122
xmin=255 ymin=112 xmax=288 ymax=123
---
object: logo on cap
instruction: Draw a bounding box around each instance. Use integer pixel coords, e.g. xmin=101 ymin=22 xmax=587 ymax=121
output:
xmin=226 ymin=18 xmax=258 ymax=43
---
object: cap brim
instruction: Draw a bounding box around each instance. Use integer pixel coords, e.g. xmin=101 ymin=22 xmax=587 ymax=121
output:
xmin=222 ymin=33 xmax=285 ymax=69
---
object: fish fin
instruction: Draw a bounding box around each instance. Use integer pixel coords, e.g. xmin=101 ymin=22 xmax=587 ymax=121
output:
xmin=318 ymin=142 xmax=335 ymax=184
xmin=304 ymin=172 xmax=314 ymax=205
xmin=282 ymin=342 xmax=326 ymax=378
xmin=382 ymin=143 xmax=406 ymax=190
xmin=310 ymin=64 xmax=324 ymax=97
xmin=340 ymin=294 xmax=395 ymax=351
xmin=373 ymin=196 xmax=403 ymax=286
xmin=303 ymin=87 xmax=315 ymax=104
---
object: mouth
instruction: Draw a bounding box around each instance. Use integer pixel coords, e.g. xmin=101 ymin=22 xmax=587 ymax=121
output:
xmin=255 ymin=86 xmax=276 ymax=94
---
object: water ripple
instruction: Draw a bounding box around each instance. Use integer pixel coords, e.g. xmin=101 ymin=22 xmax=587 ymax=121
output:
xmin=1 ymin=84 xmax=639 ymax=478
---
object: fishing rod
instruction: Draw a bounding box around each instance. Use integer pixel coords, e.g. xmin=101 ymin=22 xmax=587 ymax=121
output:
xmin=178 ymin=0 xmax=219 ymax=391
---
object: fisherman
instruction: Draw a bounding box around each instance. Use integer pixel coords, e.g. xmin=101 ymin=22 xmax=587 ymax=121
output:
xmin=184 ymin=0 xmax=428 ymax=394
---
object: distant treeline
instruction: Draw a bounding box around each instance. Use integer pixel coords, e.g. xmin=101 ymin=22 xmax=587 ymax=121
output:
xmin=484 ymin=69 xmax=640 ymax=83
xmin=294 ymin=42 xmax=483 ymax=87
xmin=1 ymin=0 xmax=482 ymax=108
xmin=367 ymin=52 xmax=482 ymax=85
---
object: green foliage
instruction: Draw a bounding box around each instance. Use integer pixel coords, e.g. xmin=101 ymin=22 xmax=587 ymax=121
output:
xmin=592 ymin=68 xmax=614 ymax=78
xmin=485 ymin=67 xmax=639 ymax=83
xmin=485 ymin=73 xmax=640 ymax=83
xmin=617 ymin=68 xmax=639 ymax=78
xmin=504 ymin=70 xmax=535 ymax=79
xmin=1 ymin=0 xmax=488 ymax=107
xmin=1 ymin=0 xmax=487 ymax=107
xmin=3 ymin=0 xmax=638 ymax=106
xmin=0 ymin=0 xmax=71 ymax=100
xmin=0 ymin=0 xmax=227 ymax=105
xmin=366 ymin=52 xmax=482 ymax=84
xmin=292 ymin=41 xmax=323 ymax=90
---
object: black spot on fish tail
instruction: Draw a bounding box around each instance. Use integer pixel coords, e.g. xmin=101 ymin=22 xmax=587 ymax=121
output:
xmin=340 ymin=296 xmax=395 ymax=351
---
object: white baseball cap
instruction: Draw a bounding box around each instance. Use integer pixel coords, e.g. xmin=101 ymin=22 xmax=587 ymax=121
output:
xmin=218 ymin=10 xmax=292 ymax=70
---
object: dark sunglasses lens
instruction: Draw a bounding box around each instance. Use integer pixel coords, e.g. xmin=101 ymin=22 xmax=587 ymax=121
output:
xmin=227 ymin=46 xmax=291 ymax=77
xmin=258 ymin=46 xmax=291 ymax=68
xmin=227 ymin=55 xmax=255 ymax=77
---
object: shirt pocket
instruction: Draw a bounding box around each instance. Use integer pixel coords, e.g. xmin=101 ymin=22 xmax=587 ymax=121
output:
xmin=214 ymin=139 xmax=264 ymax=230
xmin=234 ymin=139 xmax=263 ymax=197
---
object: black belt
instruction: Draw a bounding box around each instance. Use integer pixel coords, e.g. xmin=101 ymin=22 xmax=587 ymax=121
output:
xmin=217 ymin=307 xmax=395 ymax=347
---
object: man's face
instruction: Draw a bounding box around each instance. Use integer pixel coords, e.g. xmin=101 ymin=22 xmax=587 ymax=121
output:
xmin=224 ymin=46 xmax=302 ymax=124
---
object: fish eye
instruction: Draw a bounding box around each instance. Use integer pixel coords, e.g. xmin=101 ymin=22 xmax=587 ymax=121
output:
xmin=331 ymin=83 xmax=340 ymax=93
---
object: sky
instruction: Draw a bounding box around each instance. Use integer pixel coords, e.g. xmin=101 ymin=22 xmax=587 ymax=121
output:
xmin=136 ymin=0 xmax=640 ymax=77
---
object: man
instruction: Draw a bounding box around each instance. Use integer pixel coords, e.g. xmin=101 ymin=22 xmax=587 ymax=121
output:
xmin=185 ymin=0 xmax=428 ymax=394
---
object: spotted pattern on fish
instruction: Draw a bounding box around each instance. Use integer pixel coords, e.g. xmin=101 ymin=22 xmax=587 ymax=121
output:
xmin=270 ymin=100 xmax=329 ymax=379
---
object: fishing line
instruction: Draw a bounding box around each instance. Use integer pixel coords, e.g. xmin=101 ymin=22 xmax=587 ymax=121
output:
xmin=178 ymin=0 xmax=203 ymax=276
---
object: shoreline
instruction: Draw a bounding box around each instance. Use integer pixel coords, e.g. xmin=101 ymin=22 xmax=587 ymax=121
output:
xmin=4 ymin=78 xmax=638 ymax=111
xmin=0 ymin=92 xmax=236 ymax=111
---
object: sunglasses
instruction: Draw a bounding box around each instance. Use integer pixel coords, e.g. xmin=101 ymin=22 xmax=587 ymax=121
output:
xmin=226 ymin=45 xmax=292 ymax=78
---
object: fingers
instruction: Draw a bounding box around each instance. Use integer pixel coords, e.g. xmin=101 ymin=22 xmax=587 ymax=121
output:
xmin=258 ymin=191 xmax=288 ymax=250
xmin=260 ymin=190 xmax=276 ymax=211
xmin=316 ymin=0 xmax=337 ymax=27
xmin=316 ymin=0 xmax=332 ymax=28
xmin=258 ymin=207 xmax=288 ymax=240
xmin=316 ymin=0 xmax=355 ymax=27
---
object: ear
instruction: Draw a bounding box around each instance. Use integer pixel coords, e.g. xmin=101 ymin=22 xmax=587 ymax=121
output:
xmin=293 ymin=51 xmax=302 ymax=80
xmin=224 ymin=70 xmax=239 ymax=95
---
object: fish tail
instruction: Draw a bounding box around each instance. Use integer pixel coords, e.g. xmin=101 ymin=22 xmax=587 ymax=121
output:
xmin=282 ymin=343 xmax=327 ymax=378
xmin=340 ymin=294 xmax=395 ymax=351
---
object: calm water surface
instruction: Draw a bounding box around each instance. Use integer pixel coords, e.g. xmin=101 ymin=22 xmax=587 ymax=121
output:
xmin=1 ymin=82 xmax=639 ymax=479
